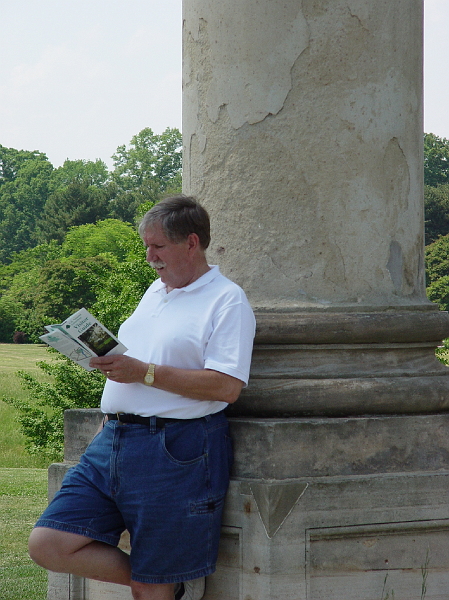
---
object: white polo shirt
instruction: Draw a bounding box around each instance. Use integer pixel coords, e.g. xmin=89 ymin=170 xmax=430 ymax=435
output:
xmin=100 ymin=266 xmax=256 ymax=419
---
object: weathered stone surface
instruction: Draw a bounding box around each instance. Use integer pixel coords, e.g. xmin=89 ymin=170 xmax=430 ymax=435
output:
xmin=230 ymin=415 xmax=449 ymax=479
xmin=184 ymin=0 xmax=426 ymax=312
xmin=253 ymin=310 xmax=449 ymax=345
xmin=64 ymin=408 xmax=103 ymax=462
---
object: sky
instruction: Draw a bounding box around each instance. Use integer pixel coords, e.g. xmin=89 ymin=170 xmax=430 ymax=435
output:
xmin=0 ymin=0 xmax=447 ymax=169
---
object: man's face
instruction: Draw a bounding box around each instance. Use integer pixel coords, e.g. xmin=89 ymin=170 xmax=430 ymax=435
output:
xmin=143 ymin=224 xmax=197 ymax=290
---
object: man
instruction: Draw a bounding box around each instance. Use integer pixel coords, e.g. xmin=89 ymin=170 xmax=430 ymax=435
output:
xmin=28 ymin=196 xmax=256 ymax=600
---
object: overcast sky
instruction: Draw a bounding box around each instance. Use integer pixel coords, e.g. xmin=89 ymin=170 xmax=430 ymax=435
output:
xmin=0 ymin=0 xmax=446 ymax=169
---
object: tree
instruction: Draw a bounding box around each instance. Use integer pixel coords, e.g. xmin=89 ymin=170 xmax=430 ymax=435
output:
xmin=49 ymin=158 xmax=110 ymax=193
xmin=424 ymin=184 xmax=449 ymax=244
xmin=426 ymin=234 xmax=449 ymax=284
xmin=109 ymin=127 xmax=182 ymax=222
xmin=0 ymin=145 xmax=50 ymax=186
xmin=0 ymin=150 xmax=53 ymax=261
xmin=424 ymin=133 xmax=449 ymax=187
xmin=39 ymin=180 xmax=111 ymax=243
xmin=61 ymin=219 xmax=138 ymax=261
xmin=92 ymin=234 xmax=156 ymax=333
xmin=3 ymin=355 xmax=105 ymax=461
xmin=0 ymin=255 xmax=117 ymax=342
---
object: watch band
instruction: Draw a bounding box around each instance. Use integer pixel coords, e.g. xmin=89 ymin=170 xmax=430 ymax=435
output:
xmin=143 ymin=363 xmax=155 ymax=386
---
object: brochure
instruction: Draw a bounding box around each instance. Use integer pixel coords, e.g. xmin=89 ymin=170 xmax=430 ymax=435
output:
xmin=39 ymin=308 xmax=127 ymax=371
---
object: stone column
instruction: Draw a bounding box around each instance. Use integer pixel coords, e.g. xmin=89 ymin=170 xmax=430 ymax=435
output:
xmin=182 ymin=1 xmax=449 ymax=598
xmin=183 ymin=0 xmax=449 ymax=417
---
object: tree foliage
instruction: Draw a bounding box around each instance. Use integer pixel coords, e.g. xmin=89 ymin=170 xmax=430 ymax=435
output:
xmin=3 ymin=355 xmax=105 ymax=461
xmin=424 ymin=133 xmax=449 ymax=187
xmin=0 ymin=147 xmax=53 ymax=261
xmin=0 ymin=127 xmax=182 ymax=262
xmin=61 ymin=219 xmax=138 ymax=261
xmin=424 ymin=184 xmax=449 ymax=245
xmin=109 ymin=127 xmax=182 ymax=221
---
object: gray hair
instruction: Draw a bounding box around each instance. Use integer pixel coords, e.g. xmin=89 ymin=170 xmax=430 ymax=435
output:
xmin=138 ymin=195 xmax=211 ymax=249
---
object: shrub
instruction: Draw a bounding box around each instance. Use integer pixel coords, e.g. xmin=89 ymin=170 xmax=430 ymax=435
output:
xmin=13 ymin=331 xmax=27 ymax=344
xmin=3 ymin=351 xmax=105 ymax=461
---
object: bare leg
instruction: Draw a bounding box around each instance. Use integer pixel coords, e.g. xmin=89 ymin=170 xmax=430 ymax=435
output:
xmin=28 ymin=527 xmax=132 ymax=585
xmin=29 ymin=527 xmax=176 ymax=599
xmin=130 ymin=581 xmax=174 ymax=600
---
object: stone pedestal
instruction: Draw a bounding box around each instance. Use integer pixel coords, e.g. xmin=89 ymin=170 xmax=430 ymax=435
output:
xmin=48 ymin=410 xmax=449 ymax=599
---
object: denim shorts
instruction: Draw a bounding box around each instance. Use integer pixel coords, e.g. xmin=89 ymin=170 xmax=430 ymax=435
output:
xmin=35 ymin=411 xmax=233 ymax=584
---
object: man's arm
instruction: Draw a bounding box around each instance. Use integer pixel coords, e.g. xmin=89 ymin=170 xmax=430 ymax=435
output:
xmin=89 ymin=355 xmax=244 ymax=404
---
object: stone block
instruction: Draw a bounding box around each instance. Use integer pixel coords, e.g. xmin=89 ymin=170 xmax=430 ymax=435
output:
xmin=45 ymin=411 xmax=449 ymax=599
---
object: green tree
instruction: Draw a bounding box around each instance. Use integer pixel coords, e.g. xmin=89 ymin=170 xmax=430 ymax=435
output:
xmin=426 ymin=234 xmax=449 ymax=285
xmin=109 ymin=127 xmax=182 ymax=222
xmin=424 ymin=133 xmax=449 ymax=187
xmin=427 ymin=275 xmax=449 ymax=312
xmin=1 ymin=255 xmax=116 ymax=342
xmin=0 ymin=149 xmax=53 ymax=261
xmin=61 ymin=219 xmax=138 ymax=261
xmin=49 ymin=158 xmax=109 ymax=193
xmin=3 ymin=355 xmax=105 ymax=461
xmin=424 ymin=184 xmax=449 ymax=244
xmin=92 ymin=234 xmax=156 ymax=333
xmin=39 ymin=180 xmax=111 ymax=243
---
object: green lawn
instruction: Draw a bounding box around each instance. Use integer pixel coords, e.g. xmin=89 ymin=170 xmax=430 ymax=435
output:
xmin=0 ymin=468 xmax=48 ymax=600
xmin=0 ymin=344 xmax=54 ymax=468
xmin=0 ymin=345 xmax=58 ymax=598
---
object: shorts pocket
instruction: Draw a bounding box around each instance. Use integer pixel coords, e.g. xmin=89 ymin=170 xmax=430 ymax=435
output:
xmin=190 ymin=494 xmax=226 ymax=515
xmin=161 ymin=421 xmax=207 ymax=465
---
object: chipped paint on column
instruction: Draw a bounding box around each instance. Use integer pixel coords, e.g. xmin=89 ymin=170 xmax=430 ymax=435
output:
xmin=183 ymin=0 xmax=427 ymax=311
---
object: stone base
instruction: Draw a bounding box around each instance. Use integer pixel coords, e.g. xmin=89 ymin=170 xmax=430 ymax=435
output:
xmin=213 ymin=470 xmax=449 ymax=600
xmin=45 ymin=411 xmax=449 ymax=599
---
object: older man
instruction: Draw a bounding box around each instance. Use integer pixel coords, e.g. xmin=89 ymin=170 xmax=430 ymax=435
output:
xmin=28 ymin=196 xmax=256 ymax=600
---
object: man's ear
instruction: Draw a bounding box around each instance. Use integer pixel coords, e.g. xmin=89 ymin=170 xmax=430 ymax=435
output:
xmin=187 ymin=233 xmax=200 ymax=251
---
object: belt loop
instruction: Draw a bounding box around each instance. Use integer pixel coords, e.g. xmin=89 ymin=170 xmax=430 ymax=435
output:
xmin=149 ymin=415 xmax=157 ymax=434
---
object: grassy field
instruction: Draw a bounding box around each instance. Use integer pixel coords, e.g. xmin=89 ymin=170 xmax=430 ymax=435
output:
xmin=0 ymin=345 xmax=56 ymax=599
xmin=0 ymin=344 xmax=54 ymax=469
xmin=0 ymin=468 xmax=48 ymax=600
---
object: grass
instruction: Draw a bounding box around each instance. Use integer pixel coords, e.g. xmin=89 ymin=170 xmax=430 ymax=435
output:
xmin=0 ymin=343 xmax=54 ymax=468
xmin=0 ymin=345 xmax=59 ymax=599
xmin=0 ymin=468 xmax=48 ymax=600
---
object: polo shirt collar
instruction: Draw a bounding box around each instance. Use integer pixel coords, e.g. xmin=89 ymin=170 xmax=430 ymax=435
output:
xmin=149 ymin=265 xmax=220 ymax=295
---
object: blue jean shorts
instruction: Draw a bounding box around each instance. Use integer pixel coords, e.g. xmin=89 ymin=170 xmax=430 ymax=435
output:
xmin=35 ymin=411 xmax=233 ymax=584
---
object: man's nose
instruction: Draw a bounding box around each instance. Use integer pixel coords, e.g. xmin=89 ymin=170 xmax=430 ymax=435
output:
xmin=146 ymin=247 xmax=155 ymax=262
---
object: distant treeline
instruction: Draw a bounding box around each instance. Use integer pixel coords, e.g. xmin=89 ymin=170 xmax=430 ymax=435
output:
xmin=0 ymin=127 xmax=181 ymax=342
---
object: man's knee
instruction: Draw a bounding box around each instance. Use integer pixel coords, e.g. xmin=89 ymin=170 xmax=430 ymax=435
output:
xmin=28 ymin=527 xmax=91 ymax=572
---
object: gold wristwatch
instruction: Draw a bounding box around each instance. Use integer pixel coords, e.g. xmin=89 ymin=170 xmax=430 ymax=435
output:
xmin=143 ymin=363 xmax=155 ymax=386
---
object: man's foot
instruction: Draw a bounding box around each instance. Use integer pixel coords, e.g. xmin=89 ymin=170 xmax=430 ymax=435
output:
xmin=174 ymin=578 xmax=205 ymax=600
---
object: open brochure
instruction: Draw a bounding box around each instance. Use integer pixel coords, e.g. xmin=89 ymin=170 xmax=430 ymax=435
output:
xmin=39 ymin=308 xmax=127 ymax=371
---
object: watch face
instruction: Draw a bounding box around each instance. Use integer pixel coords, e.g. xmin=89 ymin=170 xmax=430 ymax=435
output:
xmin=144 ymin=365 xmax=155 ymax=385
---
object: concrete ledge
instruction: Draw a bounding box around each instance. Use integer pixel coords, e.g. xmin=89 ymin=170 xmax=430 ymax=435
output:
xmin=234 ymin=374 xmax=449 ymax=416
xmin=254 ymin=310 xmax=449 ymax=344
xmin=230 ymin=414 xmax=449 ymax=479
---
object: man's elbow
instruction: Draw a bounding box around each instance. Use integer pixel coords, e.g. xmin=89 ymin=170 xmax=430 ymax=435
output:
xmin=221 ymin=379 xmax=244 ymax=404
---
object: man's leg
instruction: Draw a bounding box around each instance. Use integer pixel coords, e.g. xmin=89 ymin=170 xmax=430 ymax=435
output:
xmin=29 ymin=527 xmax=175 ymax=599
xmin=28 ymin=527 xmax=131 ymax=585
xmin=130 ymin=581 xmax=174 ymax=600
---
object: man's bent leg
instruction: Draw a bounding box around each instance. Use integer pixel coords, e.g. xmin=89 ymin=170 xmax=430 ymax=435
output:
xmin=28 ymin=527 xmax=132 ymax=586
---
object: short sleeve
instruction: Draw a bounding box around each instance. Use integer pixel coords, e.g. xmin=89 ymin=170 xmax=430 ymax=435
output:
xmin=203 ymin=301 xmax=256 ymax=385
